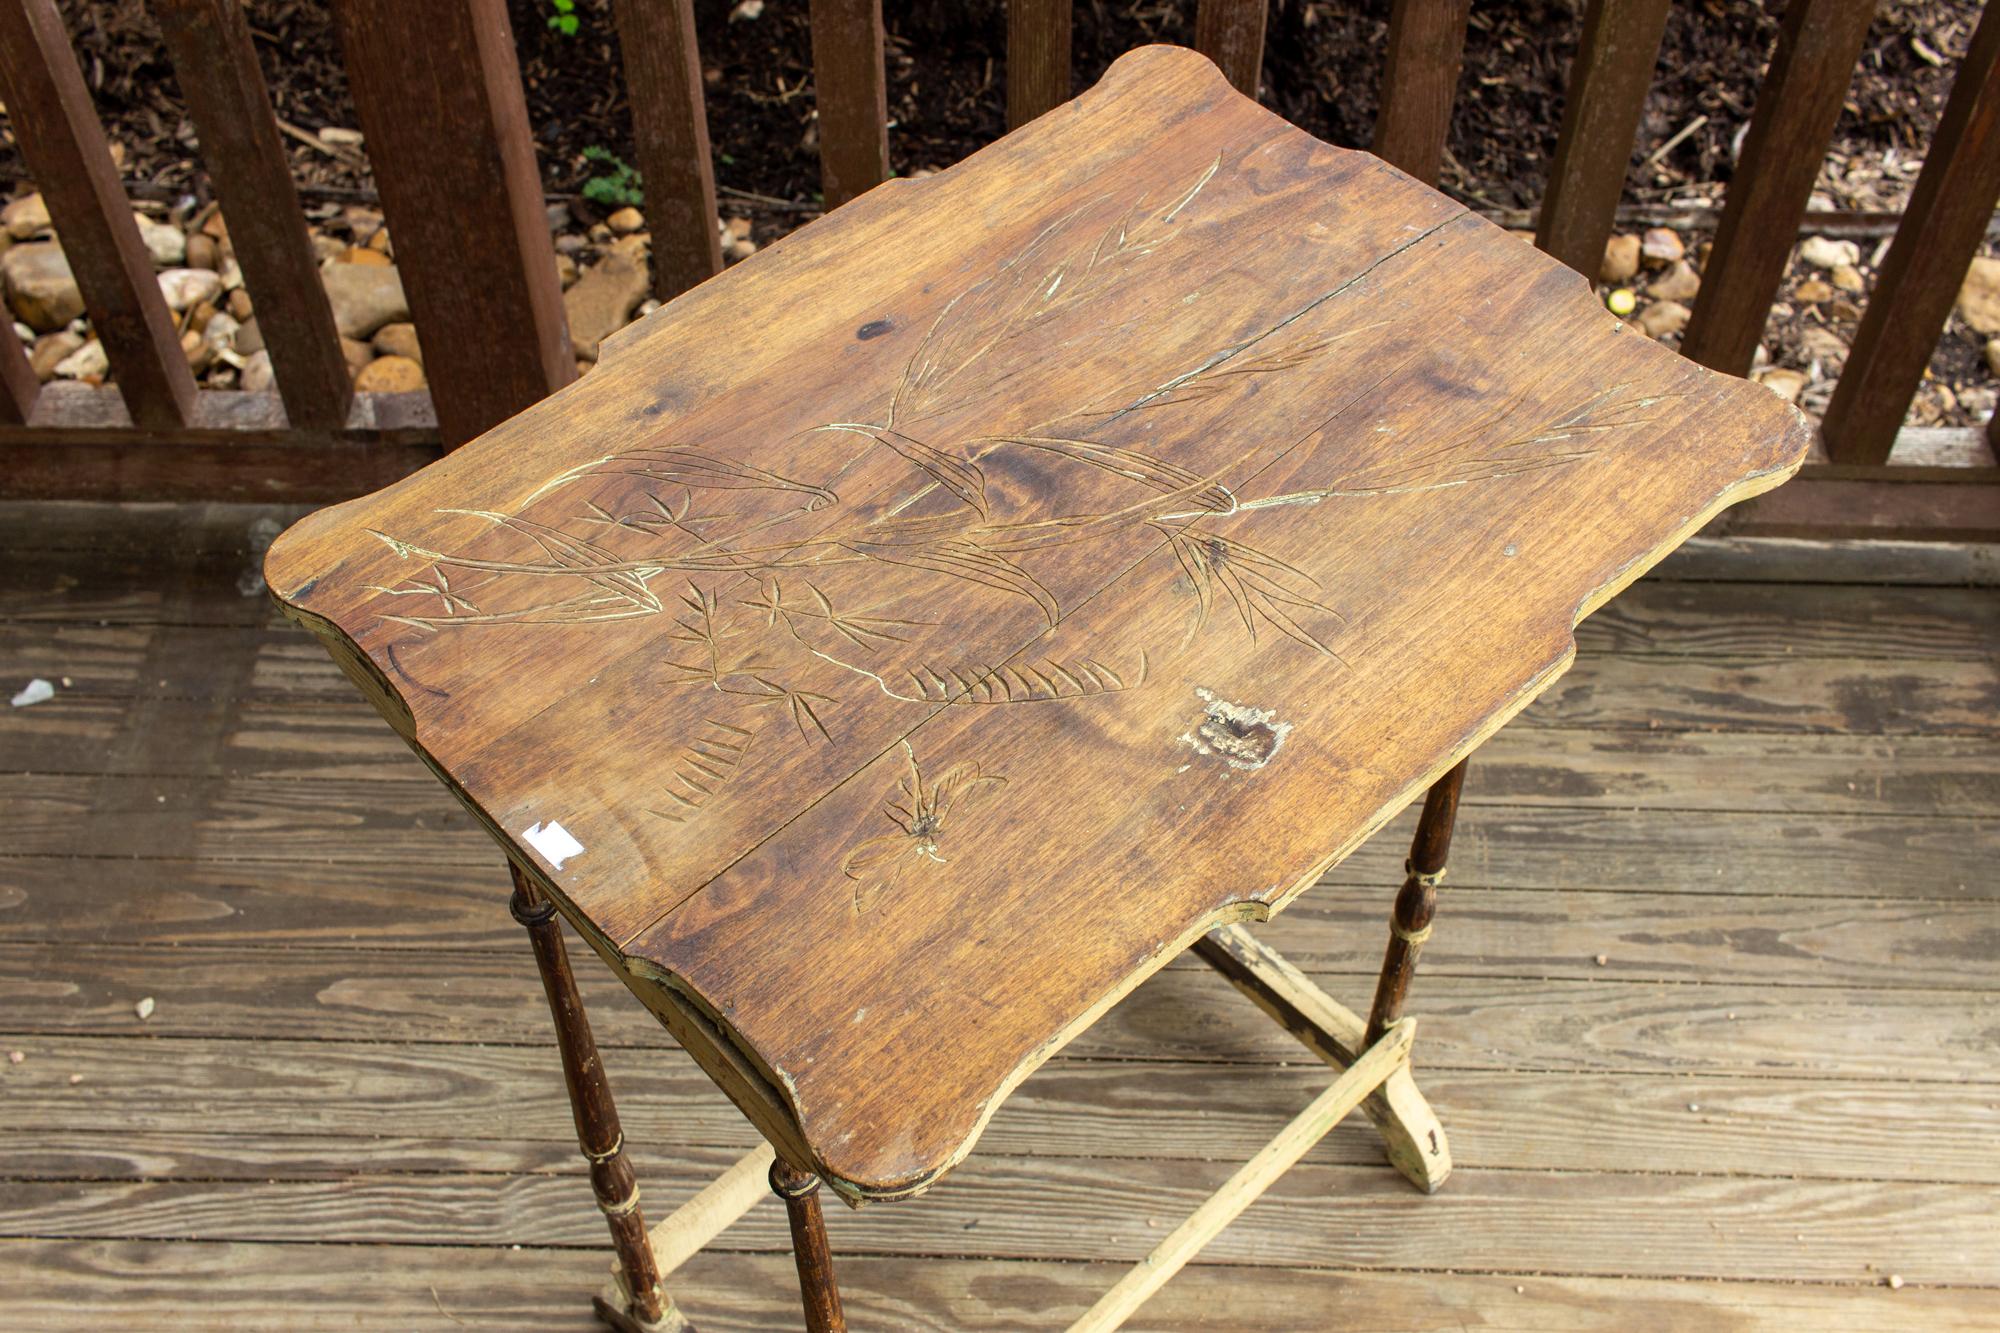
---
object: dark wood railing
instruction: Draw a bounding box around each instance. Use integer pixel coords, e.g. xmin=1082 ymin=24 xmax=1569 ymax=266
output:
xmin=0 ymin=0 xmax=1993 ymax=540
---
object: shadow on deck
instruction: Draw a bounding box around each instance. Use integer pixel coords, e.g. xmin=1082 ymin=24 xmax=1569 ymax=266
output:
xmin=1 ymin=502 xmax=1995 ymax=1330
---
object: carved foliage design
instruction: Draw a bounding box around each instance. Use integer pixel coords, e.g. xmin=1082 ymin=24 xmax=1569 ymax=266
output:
xmin=359 ymin=158 xmax=1666 ymax=876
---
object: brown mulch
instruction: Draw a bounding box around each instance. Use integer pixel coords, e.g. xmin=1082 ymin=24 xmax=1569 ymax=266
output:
xmin=11 ymin=1 xmax=1979 ymax=212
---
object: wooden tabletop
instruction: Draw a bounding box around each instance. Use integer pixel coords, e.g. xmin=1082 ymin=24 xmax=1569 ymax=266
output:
xmin=265 ymin=45 xmax=1810 ymax=1205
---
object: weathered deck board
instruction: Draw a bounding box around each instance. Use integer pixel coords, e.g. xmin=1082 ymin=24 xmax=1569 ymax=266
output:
xmin=3 ymin=882 xmax=1993 ymax=986
xmin=4 ymin=943 xmax=1994 ymax=1085
xmin=4 ymin=807 xmax=1994 ymax=954
xmin=5 ymin=1160 xmax=1996 ymax=1285
xmin=0 ymin=501 xmax=1993 ymax=1327
xmin=3 ymin=1242 xmax=1984 ymax=1332
xmin=7 ymin=1045 xmax=1997 ymax=1184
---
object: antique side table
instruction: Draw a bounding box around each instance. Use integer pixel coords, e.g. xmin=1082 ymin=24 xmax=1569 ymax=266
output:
xmin=265 ymin=46 xmax=1810 ymax=1332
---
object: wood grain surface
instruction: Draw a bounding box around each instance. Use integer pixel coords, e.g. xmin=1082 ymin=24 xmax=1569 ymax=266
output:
xmin=262 ymin=47 xmax=1810 ymax=1203
xmin=0 ymin=318 xmax=38 ymax=425
xmin=1193 ymin=0 xmax=1268 ymax=97
xmin=5 ymin=1152 xmax=1997 ymax=1284
xmin=1370 ymin=0 xmax=1473 ymax=185
xmin=806 ymin=0 xmax=889 ymax=208
xmin=1006 ymin=0 xmax=1073 ymax=128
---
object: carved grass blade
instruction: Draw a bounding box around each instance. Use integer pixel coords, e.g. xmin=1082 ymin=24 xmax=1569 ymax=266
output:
xmin=852 ymin=538 xmax=1061 ymax=626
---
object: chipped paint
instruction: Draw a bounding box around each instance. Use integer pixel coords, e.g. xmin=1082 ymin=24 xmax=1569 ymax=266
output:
xmin=1178 ymin=686 xmax=1292 ymax=771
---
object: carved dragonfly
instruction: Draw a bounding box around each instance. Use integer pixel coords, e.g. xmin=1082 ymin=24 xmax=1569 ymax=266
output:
xmin=840 ymin=741 xmax=1007 ymax=915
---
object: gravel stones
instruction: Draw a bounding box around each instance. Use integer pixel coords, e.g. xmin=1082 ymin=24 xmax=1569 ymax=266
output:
xmin=1799 ymin=235 xmax=1861 ymax=270
xmin=2 ymin=241 xmax=82 ymax=330
xmin=1640 ymin=227 xmax=1685 ymax=267
xmin=563 ymin=248 xmax=650 ymax=361
xmin=321 ymin=262 xmax=409 ymax=339
xmin=1955 ymin=256 xmax=2000 ymax=335
xmin=1600 ymin=234 xmax=1642 ymax=283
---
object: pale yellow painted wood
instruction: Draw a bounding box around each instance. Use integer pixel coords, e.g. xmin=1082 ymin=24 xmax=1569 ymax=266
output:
xmin=1196 ymin=922 xmax=1450 ymax=1191
xmin=1065 ymin=1019 xmax=1417 ymax=1333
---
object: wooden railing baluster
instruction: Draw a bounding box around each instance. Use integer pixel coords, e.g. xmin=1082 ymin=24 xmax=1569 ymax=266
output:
xmin=1535 ymin=0 xmax=1671 ymax=277
xmin=614 ymin=0 xmax=723 ymax=300
xmin=1372 ymin=0 xmax=1472 ymax=186
xmin=0 ymin=0 xmax=196 ymax=429
xmin=0 ymin=0 xmax=1987 ymax=520
xmin=1193 ymin=0 xmax=1267 ymax=98
xmin=334 ymin=0 xmax=573 ymax=447
xmin=153 ymin=0 xmax=353 ymax=431
xmin=808 ymin=0 xmax=890 ymax=208
xmin=1678 ymin=0 xmax=1877 ymax=376
xmin=1823 ymin=4 xmax=2000 ymax=466
xmin=1007 ymin=0 xmax=1072 ymax=128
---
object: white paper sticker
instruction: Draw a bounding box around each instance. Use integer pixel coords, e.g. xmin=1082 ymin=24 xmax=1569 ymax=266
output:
xmin=522 ymin=820 xmax=585 ymax=870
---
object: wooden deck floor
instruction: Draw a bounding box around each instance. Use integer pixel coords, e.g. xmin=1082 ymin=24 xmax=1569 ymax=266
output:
xmin=0 ymin=502 xmax=1995 ymax=1331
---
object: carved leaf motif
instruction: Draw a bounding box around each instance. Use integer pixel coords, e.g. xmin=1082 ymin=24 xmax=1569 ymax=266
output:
xmin=889 ymin=156 xmax=1221 ymax=438
xmin=927 ymin=762 xmax=1004 ymax=822
xmin=524 ymin=446 xmax=837 ymax=511
xmin=842 ymin=832 xmax=916 ymax=877
xmin=652 ymin=718 xmax=757 ymax=823
xmin=1163 ymin=527 xmax=1347 ymax=660
xmin=848 ymin=537 xmax=1060 ymax=626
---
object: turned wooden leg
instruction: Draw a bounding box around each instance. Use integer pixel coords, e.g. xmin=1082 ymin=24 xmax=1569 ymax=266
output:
xmin=1366 ymin=759 xmax=1467 ymax=1045
xmin=509 ymin=863 xmax=679 ymax=1331
xmin=771 ymin=1159 xmax=846 ymax=1333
